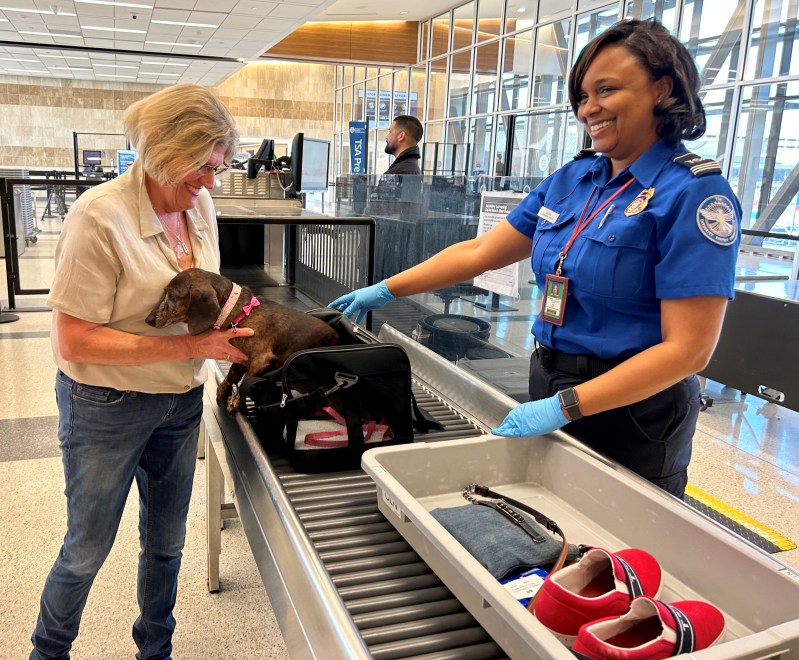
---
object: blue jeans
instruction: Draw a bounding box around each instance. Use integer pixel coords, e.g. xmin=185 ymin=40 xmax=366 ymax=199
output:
xmin=30 ymin=371 xmax=203 ymax=660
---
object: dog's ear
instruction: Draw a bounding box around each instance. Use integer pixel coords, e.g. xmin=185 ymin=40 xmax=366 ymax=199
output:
xmin=187 ymin=285 xmax=222 ymax=335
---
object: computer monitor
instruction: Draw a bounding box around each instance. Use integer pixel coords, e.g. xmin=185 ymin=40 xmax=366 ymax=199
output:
xmin=82 ymin=149 xmax=103 ymax=166
xmin=289 ymin=133 xmax=330 ymax=193
xmin=246 ymin=138 xmax=276 ymax=179
xmin=254 ymin=138 xmax=275 ymax=161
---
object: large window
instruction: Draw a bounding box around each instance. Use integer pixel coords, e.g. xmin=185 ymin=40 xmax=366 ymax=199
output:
xmin=332 ymin=0 xmax=799 ymax=250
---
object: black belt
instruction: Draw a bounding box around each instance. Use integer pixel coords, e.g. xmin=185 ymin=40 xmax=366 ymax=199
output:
xmin=535 ymin=345 xmax=625 ymax=379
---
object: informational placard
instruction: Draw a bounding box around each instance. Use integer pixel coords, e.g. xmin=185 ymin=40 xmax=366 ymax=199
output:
xmin=473 ymin=191 xmax=525 ymax=298
xmin=116 ymin=149 xmax=137 ymax=175
xmin=348 ymin=121 xmax=368 ymax=174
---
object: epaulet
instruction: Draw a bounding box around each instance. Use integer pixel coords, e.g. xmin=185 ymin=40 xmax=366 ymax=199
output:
xmin=573 ymin=149 xmax=597 ymax=160
xmin=673 ymin=152 xmax=722 ymax=177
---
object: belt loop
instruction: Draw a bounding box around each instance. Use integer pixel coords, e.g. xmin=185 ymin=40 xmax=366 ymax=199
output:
xmin=537 ymin=344 xmax=551 ymax=370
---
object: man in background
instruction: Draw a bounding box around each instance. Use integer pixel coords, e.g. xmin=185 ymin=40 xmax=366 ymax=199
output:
xmin=384 ymin=115 xmax=424 ymax=175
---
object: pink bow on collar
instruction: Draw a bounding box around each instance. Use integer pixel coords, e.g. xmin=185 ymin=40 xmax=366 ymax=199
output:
xmin=230 ymin=296 xmax=260 ymax=332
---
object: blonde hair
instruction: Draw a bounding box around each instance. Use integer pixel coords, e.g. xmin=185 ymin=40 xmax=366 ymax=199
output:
xmin=123 ymin=83 xmax=239 ymax=186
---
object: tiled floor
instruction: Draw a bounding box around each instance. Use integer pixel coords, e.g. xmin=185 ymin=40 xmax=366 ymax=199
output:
xmin=2 ymin=204 xmax=799 ymax=657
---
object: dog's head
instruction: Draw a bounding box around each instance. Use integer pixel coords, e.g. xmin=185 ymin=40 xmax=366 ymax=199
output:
xmin=146 ymin=268 xmax=227 ymax=335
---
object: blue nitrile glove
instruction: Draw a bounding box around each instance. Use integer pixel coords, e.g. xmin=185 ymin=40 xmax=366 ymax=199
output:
xmin=328 ymin=280 xmax=395 ymax=324
xmin=491 ymin=394 xmax=569 ymax=437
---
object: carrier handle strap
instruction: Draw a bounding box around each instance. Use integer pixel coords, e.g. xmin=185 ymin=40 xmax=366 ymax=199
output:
xmin=240 ymin=372 xmax=358 ymax=424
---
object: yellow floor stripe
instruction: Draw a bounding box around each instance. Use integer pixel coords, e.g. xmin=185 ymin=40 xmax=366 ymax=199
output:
xmin=685 ymin=484 xmax=796 ymax=551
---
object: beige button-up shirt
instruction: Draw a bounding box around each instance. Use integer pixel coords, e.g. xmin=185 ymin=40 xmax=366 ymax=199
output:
xmin=47 ymin=158 xmax=221 ymax=393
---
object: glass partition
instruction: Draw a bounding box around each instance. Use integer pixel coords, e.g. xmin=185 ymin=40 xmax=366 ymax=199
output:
xmin=334 ymin=173 xmax=546 ymax=365
xmin=505 ymin=0 xmax=538 ymax=33
xmin=470 ymin=116 xmax=495 ymax=178
xmin=477 ymin=0 xmax=504 ymax=44
xmin=730 ymin=81 xmax=799 ymax=246
xmin=428 ymin=58 xmax=449 ymax=122
xmin=423 ymin=122 xmax=444 ymax=172
xmin=452 ymin=1 xmax=476 ymax=49
xmin=431 ymin=11 xmax=452 ymax=58
xmin=473 ymin=41 xmax=500 ymax=114
xmin=539 ymin=0 xmax=573 ymax=23
xmin=410 ymin=64 xmax=428 ymax=121
xmin=448 ymin=53 xmax=471 ymax=117
xmin=624 ymin=0 xmax=677 ymax=30
xmin=393 ymin=69 xmax=410 ymax=118
xmin=680 ymin=0 xmax=745 ymax=86
xmin=532 ymin=18 xmax=571 ymax=108
xmin=746 ymin=0 xmax=799 ymax=80
xmin=574 ymin=4 xmax=621 ymax=60
xmin=500 ymin=29 xmax=533 ymax=112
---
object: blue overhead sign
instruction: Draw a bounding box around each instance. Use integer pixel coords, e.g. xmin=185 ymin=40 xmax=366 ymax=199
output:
xmin=348 ymin=121 xmax=367 ymax=174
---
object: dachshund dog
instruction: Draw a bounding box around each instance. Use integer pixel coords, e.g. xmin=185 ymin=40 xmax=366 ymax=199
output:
xmin=146 ymin=268 xmax=340 ymax=414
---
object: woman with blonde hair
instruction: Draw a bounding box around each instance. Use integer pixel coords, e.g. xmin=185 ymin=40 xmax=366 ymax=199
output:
xmin=30 ymin=83 xmax=253 ymax=660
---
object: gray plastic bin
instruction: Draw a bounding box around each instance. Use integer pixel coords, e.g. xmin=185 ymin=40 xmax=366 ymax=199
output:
xmin=362 ymin=435 xmax=799 ymax=659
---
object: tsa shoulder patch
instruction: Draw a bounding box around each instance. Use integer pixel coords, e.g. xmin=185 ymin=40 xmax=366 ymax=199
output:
xmin=696 ymin=195 xmax=738 ymax=246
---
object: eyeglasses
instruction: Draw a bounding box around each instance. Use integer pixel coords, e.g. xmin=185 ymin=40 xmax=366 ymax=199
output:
xmin=197 ymin=163 xmax=229 ymax=177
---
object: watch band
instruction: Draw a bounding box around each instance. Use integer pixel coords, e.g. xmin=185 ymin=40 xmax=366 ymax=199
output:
xmin=558 ymin=387 xmax=583 ymax=421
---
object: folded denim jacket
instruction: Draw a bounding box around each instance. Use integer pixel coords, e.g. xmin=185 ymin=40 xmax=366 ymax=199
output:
xmin=430 ymin=503 xmax=579 ymax=580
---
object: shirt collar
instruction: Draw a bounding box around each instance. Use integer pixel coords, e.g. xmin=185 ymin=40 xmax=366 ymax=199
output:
xmin=133 ymin=158 xmax=208 ymax=239
xmin=585 ymin=138 xmax=682 ymax=188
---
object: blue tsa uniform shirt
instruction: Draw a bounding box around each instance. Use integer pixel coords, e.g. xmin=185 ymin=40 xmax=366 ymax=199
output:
xmin=508 ymin=138 xmax=741 ymax=360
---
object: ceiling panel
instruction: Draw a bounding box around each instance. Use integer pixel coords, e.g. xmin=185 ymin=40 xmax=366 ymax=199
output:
xmin=0 ymin=0 xmax=454 ymax=85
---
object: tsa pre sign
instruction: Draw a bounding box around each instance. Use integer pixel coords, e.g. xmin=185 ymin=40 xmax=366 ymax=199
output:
xmin=349 ymin=121 xmax=367 ymax=174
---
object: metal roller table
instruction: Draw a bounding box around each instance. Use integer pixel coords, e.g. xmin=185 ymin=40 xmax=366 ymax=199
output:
xmin=202 ymin=324 xmax=519 ymax=659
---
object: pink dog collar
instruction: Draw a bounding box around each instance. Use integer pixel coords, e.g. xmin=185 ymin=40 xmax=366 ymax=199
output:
xmin=213 ymin=283 xmax=242 ymax=330
xmin=230 ymin=296 xmax=260 ymax=332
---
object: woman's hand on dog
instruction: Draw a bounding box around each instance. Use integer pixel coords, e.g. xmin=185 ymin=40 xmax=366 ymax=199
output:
xmin=185 ymin=327 xmax=254 ymax=363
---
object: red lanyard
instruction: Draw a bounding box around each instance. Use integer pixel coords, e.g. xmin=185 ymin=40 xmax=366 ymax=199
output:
xmin=556 ymin=176 xmax=637 ymax=275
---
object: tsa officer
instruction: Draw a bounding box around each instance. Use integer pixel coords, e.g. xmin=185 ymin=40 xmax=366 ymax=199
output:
xmin=329 ymin=19 xmax=740 ymax=499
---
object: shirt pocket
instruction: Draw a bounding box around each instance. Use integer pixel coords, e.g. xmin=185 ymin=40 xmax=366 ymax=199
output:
xmin=579 ymin=222 xmax=655 ymax=299
xmin=531 ymin=211 xmax=576 ymax=276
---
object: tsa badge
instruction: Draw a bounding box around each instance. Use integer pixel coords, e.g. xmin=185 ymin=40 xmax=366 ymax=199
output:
xmin=696 ymin=195 xmax=738 ymax=246
xmin=624 ymin=187 xmax=655 ymax=216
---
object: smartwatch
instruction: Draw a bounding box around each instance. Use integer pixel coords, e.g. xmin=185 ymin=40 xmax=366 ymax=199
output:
xmin=558 ymin=387 xmax=583 ymax=421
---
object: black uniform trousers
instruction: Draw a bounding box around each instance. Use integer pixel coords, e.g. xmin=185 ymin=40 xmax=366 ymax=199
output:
xmin=529 ymin=346 xmax=701 ymax=499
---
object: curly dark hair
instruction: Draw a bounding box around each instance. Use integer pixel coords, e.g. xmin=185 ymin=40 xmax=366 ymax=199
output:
xmin=568 ymin=19 xmax=706 ymax=143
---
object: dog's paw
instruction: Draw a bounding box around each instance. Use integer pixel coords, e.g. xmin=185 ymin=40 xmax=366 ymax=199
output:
xmin=216 ymin=382 xmax=231 ymax=406
xmin=226 ymin=390 xmax=241 ymax=416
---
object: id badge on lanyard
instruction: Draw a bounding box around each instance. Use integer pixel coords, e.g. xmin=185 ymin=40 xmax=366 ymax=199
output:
xmin=541 ymin=274 xmax=569 ymax=326
xmin=541 ymin=177 xmax=636 ymax=326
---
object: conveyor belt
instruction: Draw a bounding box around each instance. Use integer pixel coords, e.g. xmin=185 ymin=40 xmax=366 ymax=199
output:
xmin=239 ymin=382 xmax=508 ymax=659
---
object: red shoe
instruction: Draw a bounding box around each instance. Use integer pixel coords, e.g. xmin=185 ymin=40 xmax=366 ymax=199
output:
xmin=572 ymin=596 xmax=726 ymax=659
xmin=534 ymin=548 xmax=662 ymax=647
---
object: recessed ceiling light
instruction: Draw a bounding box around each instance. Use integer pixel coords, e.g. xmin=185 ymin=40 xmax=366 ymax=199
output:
xmin=152 ymin=19 xmax=219 ymax=28
xmin=4 ymin=67 xmax=50 ymax=73
xmin=40 ymin=54 xmax=91 ymax=60
xmin=19 ymin=30 xmax=83 ymax=38
xmin=0 ymin=5 xmax=76 ymax=15
xmin=517 ymin=6 xmax=526 ymax=12
xmin=81 ymin=25 xmax=147 ymax=33
xmin=145 ymin=40 xmax=202 ymax=48
xmin=49 ymin=66 xmax=92 ymax=71
xmin=95 ymin=73 xmax=137 ymax=78
xmin=400 ymin=10 xmax=408 ymax=14
xmin=138 ymin=71 xmax=180 ymax=76
xmin=0 ymin=56 xmax=40 ymax=62
xmin=93 ymin=62 xmax=138 ymax=68
xmin=74 ymin=0 xmax=152 ymax=7
xmin=141 ymin=60 xmax=189 ymax=66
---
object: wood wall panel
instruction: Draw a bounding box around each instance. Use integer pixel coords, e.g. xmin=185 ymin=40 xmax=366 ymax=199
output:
xmin=266 ymin=21 xmax=418 ymax=65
